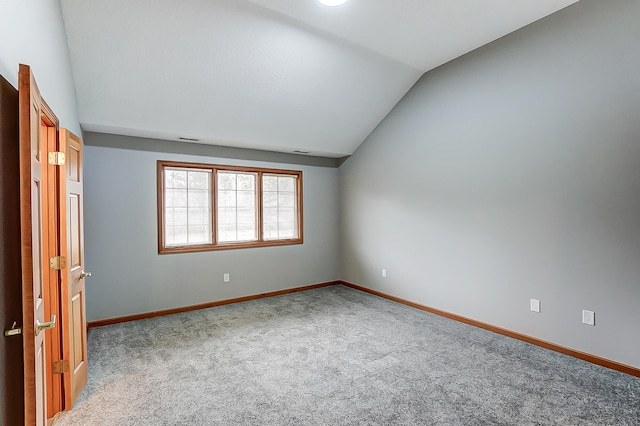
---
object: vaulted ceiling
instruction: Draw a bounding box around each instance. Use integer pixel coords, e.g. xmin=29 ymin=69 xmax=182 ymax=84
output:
xmin=60 ymin=0 xmax=579 ymax=158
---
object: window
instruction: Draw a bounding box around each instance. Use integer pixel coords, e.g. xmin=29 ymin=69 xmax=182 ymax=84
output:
xmin=157 ymin=161 xmax=302 ymax=253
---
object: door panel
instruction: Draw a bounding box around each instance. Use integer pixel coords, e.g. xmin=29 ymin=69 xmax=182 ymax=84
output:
xmin=61 ymin=128 xmax=88 ymax=407
xmin=69 ymin=195 xmax=80 ymax=266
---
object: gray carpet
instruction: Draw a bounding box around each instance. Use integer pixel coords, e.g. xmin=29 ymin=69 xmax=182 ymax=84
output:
xmin=55 ymin=285 xmax=639 ymax=425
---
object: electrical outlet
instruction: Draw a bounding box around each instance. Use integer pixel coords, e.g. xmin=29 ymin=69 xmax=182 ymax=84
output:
xmin=381 ymin=268 xmax=387 ymax=278
xmin=223 ymin=273 xmax=230 ymax=283
xmin=530 ymin=299 xmax=540 ymax=313
xmin=582 ymin=310 xmax=595 ymax=326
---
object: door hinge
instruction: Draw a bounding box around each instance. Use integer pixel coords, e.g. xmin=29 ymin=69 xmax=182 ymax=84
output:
xmin=49 ymin=256 xmax=67 ymax=270
xmin=48 ymin=151 xmax=65 ymax=166
xmin=52 ymin=359 xmax=70 ymax=374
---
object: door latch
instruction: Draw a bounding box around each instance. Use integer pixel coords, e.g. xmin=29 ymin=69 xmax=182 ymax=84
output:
xmin=4 ymin=321 xmax=22 ymax=337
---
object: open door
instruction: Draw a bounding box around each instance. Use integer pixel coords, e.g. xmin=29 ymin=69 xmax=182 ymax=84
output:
xmin=60 ymin=129 xmax=88 ymax=407
xmin=1 ymin=73 xmax=24 ymax=426
xmin=19 ymin=64 xmax=60 ymax=426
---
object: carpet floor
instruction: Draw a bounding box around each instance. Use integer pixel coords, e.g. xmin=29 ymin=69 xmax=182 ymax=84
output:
xmin=54 ymin=285 xmax=639 ymax=425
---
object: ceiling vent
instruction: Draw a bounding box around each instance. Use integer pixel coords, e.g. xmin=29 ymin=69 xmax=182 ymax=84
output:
xmin=178 ymin=137 xmax=199 ymax=142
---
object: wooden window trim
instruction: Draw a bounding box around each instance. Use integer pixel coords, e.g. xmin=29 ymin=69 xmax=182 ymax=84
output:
xmin=157 ymin=160 xmax=303 ymax=254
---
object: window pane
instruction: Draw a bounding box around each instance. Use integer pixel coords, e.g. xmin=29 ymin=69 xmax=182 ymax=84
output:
xmin=166 ymin=170 xmax=187 ymax=189
xmin=263 ymin=207 xmax=277 ymax=223
xmin=218 ymin=173 xmax=236 ymax=190
xmin=263 ymin=175 xmax=277 ymax=191
xmin=237 ymin=208 xmax=255 ymax=223
xmin=165 ymin=208 xmax=174 ymax=226
xmin=218 ymin=225 xmax=236 ymax=243
xmin=278 ymin=176 xmax=295 ymax=191
xmin=264 ymin=192 xmax=278 ymax=207
xmin=263 ymin=173 xmax=298 ymax=241
xmin=173 ymin=225 xmax=188 ymax=244
xmin=278 ymin=208 xmax=294 ymax=223
xmin=278 ymin=192 xmax=294 ymax=208
xmin=165 ymin=226 xmax=174 ymax=243
xmin=189 ymin=190 xmax=209 ymax=207
xmin=173 ymin=189 xmax=188 ymax=207
xmin=219 ymin=190 xmax=236 ymax=208
xmin=237 ymin=174 xmax=255 ymax=190
xmin=217 ymin=172 xmax=257 ymax=243
xmin=237 ymin=223 xmax=256 ymax=241
xmin=188 ymin=171 xmax=208 ymax=189
xmin=237 ymin=191 xmax=255 ymax=208
xmin=164 ymin=168 xmax=212 ymax=247
xmin=188 ymin=225 xmax=210 ymax=244
xmin=218 ymin=208 xmax=235 ymax=225
xmin=188 ymin=208 xmax=207 ymax=226
xmin=174 ymin=208 xmax=188 ymax=226
xmin=263 ymin=222 xmax=278 ymax=239
xmin=278 ymin=223 xmax=295 ymax=239
xmin=165 ymin=189 xmax=175 ymax=207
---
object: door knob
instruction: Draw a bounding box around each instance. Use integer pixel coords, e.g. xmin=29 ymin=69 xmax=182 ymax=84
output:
xmin=80 ymin=270 xmax=92 ymax=279
xmin=35 ymin=315 xmax=56 ymax=336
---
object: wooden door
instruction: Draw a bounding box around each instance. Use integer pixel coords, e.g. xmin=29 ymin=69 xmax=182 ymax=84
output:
xmin=60 ymin=128 xmax=88 ymax=407
xmin=19 ymin=64 xmax=60 ymax=426
xmin=1 ymin=73 xmax=24 ymax=426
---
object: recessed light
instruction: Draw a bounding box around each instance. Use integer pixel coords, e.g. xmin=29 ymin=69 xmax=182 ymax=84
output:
xmin=318 ymin=0 xmax=350 ymax=6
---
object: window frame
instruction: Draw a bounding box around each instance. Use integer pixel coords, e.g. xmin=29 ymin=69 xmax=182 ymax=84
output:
xmin=157 ymin=160 xmax=303 ymax=254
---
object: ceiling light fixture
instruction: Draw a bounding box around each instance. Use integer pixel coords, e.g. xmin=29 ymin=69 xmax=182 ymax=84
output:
xmin=318 ymin=0 xmax=350 ymax=6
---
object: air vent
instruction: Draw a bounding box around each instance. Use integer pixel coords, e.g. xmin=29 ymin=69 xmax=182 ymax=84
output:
xmin=178 ymin=137 xmax=199 ymax=142
xmin=293 ymin=150 xmax=310 ymax=154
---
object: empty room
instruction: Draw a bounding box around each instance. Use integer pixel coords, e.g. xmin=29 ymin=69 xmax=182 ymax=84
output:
xmin=1 ymin=0 xmax=639 ymax=424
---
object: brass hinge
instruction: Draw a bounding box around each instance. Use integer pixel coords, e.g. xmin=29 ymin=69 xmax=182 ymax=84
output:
xmin=52 ymin=360 xmax=70 ymax=374
xmin=49 ymin=256 xmax=67 ymax=270
xmin=48 ymin=152 xmax=65 ymax=166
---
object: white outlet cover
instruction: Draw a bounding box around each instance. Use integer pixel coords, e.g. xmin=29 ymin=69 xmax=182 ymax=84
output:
xmin=381 ymin=268 xmax=387 ymax=278
xmin=530 ymin=299 xmax=541 ymax=313
xmin=582 ymin=310 xmax=595 ymax=326
xmin=223 ymin=273 xmax=230 ymax=283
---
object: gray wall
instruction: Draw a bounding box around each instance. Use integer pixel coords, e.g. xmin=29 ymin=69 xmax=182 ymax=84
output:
xmin=340 ymin=0 xmax=640 ymax=369
xmin=84 ymin=134 xmax=340 ymax=321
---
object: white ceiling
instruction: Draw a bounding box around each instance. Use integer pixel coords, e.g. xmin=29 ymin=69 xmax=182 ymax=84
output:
xmin=60 ymin=0 xmax=579 ymax=158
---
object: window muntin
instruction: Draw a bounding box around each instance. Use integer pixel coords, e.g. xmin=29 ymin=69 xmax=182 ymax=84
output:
xmin=158 ymin=161 xmax=302 ymax=253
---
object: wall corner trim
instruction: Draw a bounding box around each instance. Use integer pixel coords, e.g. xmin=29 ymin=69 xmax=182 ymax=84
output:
xmin=340 ymin=281 xmax=640 ymax=378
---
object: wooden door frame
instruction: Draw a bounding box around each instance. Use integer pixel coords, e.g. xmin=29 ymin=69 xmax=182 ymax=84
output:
xmin=41 ymin=108 xmax=65 ymax=421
